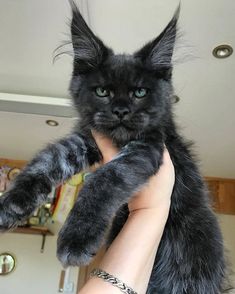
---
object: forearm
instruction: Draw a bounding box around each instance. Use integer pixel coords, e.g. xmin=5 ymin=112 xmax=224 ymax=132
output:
xmin=24 ymin=133 xmax=89 ymax=185
xmin=0 ymin=132 xmax=97 ymax=231
xmin=80 ymin=203 xmax=170 ymax=294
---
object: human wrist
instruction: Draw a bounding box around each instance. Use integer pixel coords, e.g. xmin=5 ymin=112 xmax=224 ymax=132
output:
xmin=128 ymin=201 xmax=170 ymax=221
xmin=128 ymin=190 xmax=171 ymax=214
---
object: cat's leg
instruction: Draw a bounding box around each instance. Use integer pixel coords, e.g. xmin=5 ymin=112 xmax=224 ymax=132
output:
xmin=57 ymin=141 xmax=164 ymax=266
xmin=0 ymin=132 xmax=99 ymax=231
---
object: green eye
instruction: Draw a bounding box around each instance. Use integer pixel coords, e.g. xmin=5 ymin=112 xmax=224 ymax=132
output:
xmin=134 ymin=88 xmax=148 ymax=98
xmin=95 ymin=87 xmax=110 ymax=97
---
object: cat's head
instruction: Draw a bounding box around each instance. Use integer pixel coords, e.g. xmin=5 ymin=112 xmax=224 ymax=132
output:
xmin=69 ymin=1 xmax=179 ymax=143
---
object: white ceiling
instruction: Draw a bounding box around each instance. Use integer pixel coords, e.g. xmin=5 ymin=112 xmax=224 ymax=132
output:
xmin=0 ymin=0 xmax=234 ymax=178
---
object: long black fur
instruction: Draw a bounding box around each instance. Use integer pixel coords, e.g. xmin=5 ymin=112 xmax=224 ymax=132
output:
xmin=0 ymin=2 xmax=228 ymax=293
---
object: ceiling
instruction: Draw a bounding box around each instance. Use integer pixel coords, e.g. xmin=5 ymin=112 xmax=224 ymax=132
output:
xmin=0 ymin=0 xmax=234 ymax=178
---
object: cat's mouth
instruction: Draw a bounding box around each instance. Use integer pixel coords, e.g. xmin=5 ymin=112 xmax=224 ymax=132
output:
xmin=94 ymin=113 xmax=133 ymax=129
xmin=93 ymin=119 xmax=136 ymax=141
xmin=104 ymin=120 xmax=137 ymax=132
xmin=93 ymin=112 xmax=149 ymax=140
xmin=93 ymin=114 xmax=148 ymax=145
xmin=116 ymin=122 xmax=137 ymax=132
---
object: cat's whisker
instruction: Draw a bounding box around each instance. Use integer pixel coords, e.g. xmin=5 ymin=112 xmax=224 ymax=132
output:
xmin=53 ymin=40 xmax=74 ymax=64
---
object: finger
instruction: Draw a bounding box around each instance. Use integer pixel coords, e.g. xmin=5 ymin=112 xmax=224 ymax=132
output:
xmin=158 ymin=148 xmax=175 ymax=180
xmin=163 ymin=147 xmax=170 ymax=160
xmin=92 ymin=130 xmax=119 ymax=162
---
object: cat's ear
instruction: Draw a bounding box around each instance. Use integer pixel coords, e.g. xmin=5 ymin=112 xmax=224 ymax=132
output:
xmin=134 ymin=5 xmax=180 ymax=77
xmin=69 ymin=0 xmax=111 ymax=73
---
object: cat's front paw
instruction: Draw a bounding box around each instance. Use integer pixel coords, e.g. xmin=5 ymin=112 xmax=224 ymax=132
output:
xmin=0 ymin=188 xmax=36 ymax=232
xmin=57 ymin=213 xmax=107 ymax=267
xmin=0 ymin=191 xmax=21 ymax=231
xmin=0 ymin=195 xmax=17 ymax=232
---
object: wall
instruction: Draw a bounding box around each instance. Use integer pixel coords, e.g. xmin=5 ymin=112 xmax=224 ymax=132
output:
xmin=0 ymin=232 xmax=78 ymax=294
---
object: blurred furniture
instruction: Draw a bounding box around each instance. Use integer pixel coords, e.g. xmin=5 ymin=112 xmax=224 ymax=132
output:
xmin=205 ymin=177 xmax=235 ymax=215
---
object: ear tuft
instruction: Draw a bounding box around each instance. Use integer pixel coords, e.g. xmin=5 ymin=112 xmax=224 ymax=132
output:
xmin=134 ymin=5 xmax=180 ymax=74
xmin=69 ymin=0 xmax=112 ymax=73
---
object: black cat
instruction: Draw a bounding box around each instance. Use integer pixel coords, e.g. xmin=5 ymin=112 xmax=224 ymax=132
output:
xmin=0 ymin=2 xmax=227 ymax=293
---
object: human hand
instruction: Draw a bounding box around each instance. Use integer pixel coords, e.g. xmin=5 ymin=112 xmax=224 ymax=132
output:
xmin=128 ymin=148 xmax=175 ymax=213
xmin=80 ymin=131 xmax=174 ymax=294
xmin=92 ymin=131 xmax=175 ymax=213
xmin=92 ymin=131 xmax=119 ymax=164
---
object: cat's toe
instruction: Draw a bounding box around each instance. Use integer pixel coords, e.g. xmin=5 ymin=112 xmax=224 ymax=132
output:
xmin=0 ymin=190 xmax=32 ymax=232
xmin=57 ymin=224 xmax=101 ymax=267
xmin=0 ymin=200 xmax=8 ymax=230
xmin=0 ymin=205 xmax=5 ymax=230
xmin=57 ymin=244 xmax=95 ymax=268
xmin=0 ymin=200 xmax=16 ymax=232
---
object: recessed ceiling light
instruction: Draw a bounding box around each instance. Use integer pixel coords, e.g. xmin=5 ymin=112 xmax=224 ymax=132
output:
xmin=172 ymin=95 xmax=180 ymax=104
xmin=212 ymin=44 xmax=233 ymax=59
xmin=46 ymin=119 xmax=59 ymax=126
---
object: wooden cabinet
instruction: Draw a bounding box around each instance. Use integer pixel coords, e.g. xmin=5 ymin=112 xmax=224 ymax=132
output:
xmin=205 ymin=177 xmax=235 ymax=215
xmin=0 ymin=158 xmax=27 ymax=169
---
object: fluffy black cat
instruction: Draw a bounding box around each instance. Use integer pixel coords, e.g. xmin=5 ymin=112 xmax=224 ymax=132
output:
xmin=0 ymin=2 xmax=227 ymax=293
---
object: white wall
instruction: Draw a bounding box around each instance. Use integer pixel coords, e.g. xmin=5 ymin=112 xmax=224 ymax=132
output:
xmin=0 ymin=232 xmax=78 ymax=294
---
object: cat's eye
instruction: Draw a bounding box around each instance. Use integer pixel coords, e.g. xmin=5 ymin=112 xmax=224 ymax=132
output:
xmin=95 ymin=87 xmax=110 ymax=97
xmin=134 ymin=88 xmax=148 ymax=98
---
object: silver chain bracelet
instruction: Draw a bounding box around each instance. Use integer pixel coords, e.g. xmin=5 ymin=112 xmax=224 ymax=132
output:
xmin=90 ymin=268 xmax=138 ymax=294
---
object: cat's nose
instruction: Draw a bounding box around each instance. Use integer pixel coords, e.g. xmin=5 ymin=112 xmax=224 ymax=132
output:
xmin=112 ymin=107 xmax=130 ymax=119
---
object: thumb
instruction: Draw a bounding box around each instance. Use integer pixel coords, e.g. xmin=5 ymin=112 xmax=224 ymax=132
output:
xmin=92 ymin=130 xmax=119 ymax=163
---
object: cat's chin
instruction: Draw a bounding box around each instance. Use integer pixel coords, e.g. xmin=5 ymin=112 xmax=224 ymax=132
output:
xmin=108 ymin=125 xmax=140 ymax=146
xmin=93 ymin=122 xmax=142 ymax=146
